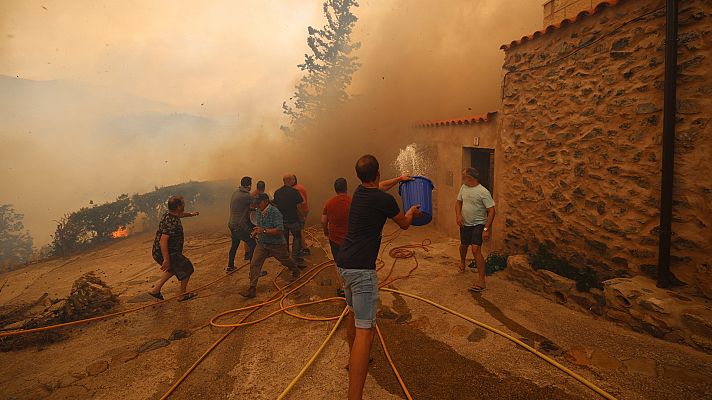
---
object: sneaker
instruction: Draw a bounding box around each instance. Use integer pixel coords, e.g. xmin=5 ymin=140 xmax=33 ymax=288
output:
xmin=239 ymin=286 xmax=256 ymax=298
xmin=226 ymin=266 xmax=236 ymax=273
xmin=336 ymin=288 xmax=345 ymax=297
xmin=291 ymin=271 xmax=301 ymax=282
xmin=301 ymin=248 xmax=311 ymax=256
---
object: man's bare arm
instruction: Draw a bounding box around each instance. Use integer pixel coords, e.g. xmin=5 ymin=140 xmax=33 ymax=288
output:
xmin=379 ymin=176 xmax=411 ymax=192
xmin=159 ymin=234 xmax=170 ymax=271
xmin=178 ymin=211 xmax=199 ymax=218
xmin=482 ymin=207 xmax=496 ymax=241
xmin=321 ymin=214 xmax=329 ymax=236
xmin=484 ymin=207 xmax=495 ymax=230
xmin=455 ymin=200 xmax=464 ymax=227
xmin=391 ymin=205 xmax=421 ymax=230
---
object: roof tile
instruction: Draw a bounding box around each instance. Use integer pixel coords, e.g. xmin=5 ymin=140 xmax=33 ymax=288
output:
xmin=414 ymin=111 xmax=497 ymax=128
xmin=500 ymin=0 xmax=621 ymax=51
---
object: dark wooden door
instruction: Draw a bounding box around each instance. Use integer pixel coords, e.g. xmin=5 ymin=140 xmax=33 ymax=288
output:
xmin=470 ymin=148 xmax=494 ymax=192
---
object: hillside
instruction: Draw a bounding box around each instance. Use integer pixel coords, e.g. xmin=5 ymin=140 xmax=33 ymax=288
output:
xmin=1 ymin=223 xmax=710 ymax=399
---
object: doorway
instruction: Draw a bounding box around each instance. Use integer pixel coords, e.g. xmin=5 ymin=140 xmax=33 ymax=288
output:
xmin=467 ymin=148 xmax=494 ymax=192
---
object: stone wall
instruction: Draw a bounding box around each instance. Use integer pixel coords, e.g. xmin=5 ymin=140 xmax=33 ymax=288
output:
xmin=498 ymin=0 xmax=712 ymax=298
xmin=505 ymin=255 xmax=712 ymax=354
xmin=412 ymin=116 xmax=501 ymax=247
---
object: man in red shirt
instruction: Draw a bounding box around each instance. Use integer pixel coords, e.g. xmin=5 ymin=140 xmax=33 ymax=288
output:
xmin=322 ymin=177 xmax=351 ymax=260
xmin=323 ymin=177 xmax=351 ymax=298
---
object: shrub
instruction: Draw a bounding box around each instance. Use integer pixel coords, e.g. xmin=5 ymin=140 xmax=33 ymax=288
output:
xmin=528 ymin=244 xmax=602 ymax=292
xmin=485 ymin=252 xmax=508 ymax=276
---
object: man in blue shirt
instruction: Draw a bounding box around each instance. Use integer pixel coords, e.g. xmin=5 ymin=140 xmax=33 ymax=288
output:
xmin=239 ymin=193 xmax=301 ymax=299
xmin=455 ymin=167 xmax=496 ymax=292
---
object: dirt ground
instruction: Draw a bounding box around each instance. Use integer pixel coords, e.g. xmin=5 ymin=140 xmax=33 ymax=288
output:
xmin=1 ymin=220 xmax=711 ymax=399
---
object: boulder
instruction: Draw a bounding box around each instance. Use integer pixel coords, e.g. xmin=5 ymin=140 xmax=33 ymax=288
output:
xmin=504 ymin=255 xmax=597 ymax=312
xmin=604 ymin=276 xmax=712 ymax=354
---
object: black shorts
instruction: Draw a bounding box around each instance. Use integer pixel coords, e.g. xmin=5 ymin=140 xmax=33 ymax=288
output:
xmin=154 ymin=253 xmax=194 ymax=281
xmin=460 ymin=225 xmax=485 ymax=246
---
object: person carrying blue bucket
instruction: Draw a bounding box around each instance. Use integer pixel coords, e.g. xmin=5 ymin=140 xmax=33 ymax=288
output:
xmin=335 ymin=154 xmax=421 ymax=400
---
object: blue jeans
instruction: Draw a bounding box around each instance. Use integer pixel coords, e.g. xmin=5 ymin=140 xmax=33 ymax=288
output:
xmin=337 ymin=267 xmax=379 ymax=329
xmin=283 ymin=222 xmax=304 ymax=266
xmin=228 ymin=226 xmax=256 ymax=267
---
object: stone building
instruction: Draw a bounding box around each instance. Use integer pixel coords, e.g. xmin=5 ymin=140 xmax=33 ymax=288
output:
xmin=412 ymin=113 xmax=500 ymax=243
xmin=413 ymin=0 xmax=712 ymax=300
xmin=543 ymin=0 xmax=601 ymax=27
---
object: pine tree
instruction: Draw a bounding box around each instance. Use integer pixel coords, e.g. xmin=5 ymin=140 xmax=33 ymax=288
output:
xmin=0 ymin=205 xmax=33 ymax=269
xmin=282 ymin=0 xmax=361 ymax=133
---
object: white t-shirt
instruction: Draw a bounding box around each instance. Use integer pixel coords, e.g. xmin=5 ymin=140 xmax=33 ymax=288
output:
xmin=457 ymin=184 xmax=495 ymax=226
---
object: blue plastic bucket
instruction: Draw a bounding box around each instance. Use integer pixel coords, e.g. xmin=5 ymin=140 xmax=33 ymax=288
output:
xmin=398 ymin=176 xmax=434 ymax=226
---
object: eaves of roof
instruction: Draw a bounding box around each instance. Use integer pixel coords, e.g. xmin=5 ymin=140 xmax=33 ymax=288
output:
xmin=500 ymin=0 xmax=622 ymax=51
xmin=414 ymin=111 xmax=497 ymax=128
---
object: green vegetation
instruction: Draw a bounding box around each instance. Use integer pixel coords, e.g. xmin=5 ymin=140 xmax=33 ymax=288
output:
xmin=51 ymin=194 xmax=137 ymax=256
xmin=51 ymin=181 xmax=232 ymax=257
xmin=0 ymin=205 xmax=33 ymax=269
xmin=528 ymin=244 xmax=602 ymax=292
xmin=282 ymin=0 xmax=361 ymax=133
xmin=485 ymin=252 xmax=509 ymax=276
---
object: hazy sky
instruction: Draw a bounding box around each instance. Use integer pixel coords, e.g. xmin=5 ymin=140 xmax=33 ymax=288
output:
xmin=0 ymin=0 xmax=323 ymax=117
xmin=0 ymin=0 xmax=542 ymax=246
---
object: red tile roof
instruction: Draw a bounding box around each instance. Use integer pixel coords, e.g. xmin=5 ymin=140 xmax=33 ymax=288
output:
xmin=500 ymin=0 xmax=622 ymax=51
xmin=414 ymin=111 xmax=497 ymax=128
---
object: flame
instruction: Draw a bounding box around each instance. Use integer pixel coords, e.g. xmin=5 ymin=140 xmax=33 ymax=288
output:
xmin=111 ymin=226 xmax=129 ymax=239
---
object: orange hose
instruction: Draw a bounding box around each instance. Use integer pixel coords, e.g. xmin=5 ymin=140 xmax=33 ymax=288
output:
xmin=0 ymin=261 xmax=251 ymax=338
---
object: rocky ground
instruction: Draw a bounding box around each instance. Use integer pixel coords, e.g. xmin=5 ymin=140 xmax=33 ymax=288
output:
xmin=0 ymin=220 xmax=711 ymax=399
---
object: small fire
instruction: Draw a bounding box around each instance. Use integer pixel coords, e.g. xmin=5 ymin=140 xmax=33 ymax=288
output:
xmin=111 ymin=226 xmax=129 ymax=239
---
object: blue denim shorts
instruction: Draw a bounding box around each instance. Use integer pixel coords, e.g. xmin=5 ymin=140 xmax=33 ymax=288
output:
xmin=337 ymin=267 xmax=379 ymax=329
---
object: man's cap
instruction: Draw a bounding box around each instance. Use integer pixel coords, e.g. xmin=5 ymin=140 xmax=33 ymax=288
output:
xmin=252 ymin=193 xmax=270 ymax=204
xmin=464 ymin=167 xmax=480 ymax=179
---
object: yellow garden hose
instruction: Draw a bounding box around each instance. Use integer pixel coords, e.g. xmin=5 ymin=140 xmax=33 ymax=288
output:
xmin=375 ymin=323 xmax=413 ymax=400
xmin=0 ymin=261 xmax=251 ymax=338
xmin=5 ymin=225 xmax=620 ymax=400
xmin=276 ymin=307 xmax=348 ymax=400
xmin=162 ymin=260 xmax=347 ymax=398
xmin=380 ymin=287 xmax=619 ymax=400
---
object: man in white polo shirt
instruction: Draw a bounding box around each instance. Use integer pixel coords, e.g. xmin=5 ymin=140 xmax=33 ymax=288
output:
xmin=455 ymin=167 xmax=496 ymax=292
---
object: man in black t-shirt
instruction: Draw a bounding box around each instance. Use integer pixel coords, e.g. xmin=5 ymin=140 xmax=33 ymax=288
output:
xmin=273 ymin=174 xmax=306 ymax=268
xmin=336 ymin=154 xmax=420 ymax=400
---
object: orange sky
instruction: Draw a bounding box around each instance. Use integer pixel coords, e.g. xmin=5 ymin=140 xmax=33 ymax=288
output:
xmin=0 ymin=0 xmax=542 ymax=246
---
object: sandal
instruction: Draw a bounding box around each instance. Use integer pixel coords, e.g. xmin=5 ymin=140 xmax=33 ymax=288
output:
xmin=149 ymin=291 xmax=164 ymax=300
xmin=178 ymin=292 xmax=198 ymax=302
xmin=468 ymin=285 xmax=485 ymax=293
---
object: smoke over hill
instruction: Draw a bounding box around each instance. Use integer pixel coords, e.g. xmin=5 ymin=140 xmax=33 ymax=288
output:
xmin=0 ymin=0 xmax=541 ymax=248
